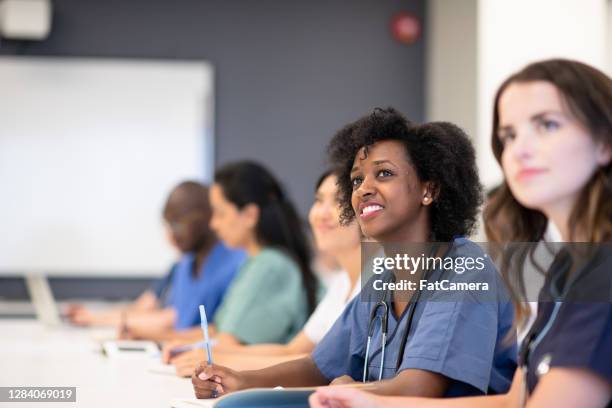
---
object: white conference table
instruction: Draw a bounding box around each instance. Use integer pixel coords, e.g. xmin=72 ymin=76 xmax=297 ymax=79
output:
xmin=0 ymin=319 xmax=194 ymax=408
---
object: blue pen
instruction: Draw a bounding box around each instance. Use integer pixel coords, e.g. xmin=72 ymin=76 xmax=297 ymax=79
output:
xmin=199 ymin=305 xmax=216 ymax=398
xmin=199 ymin=305 xmax=213 ymax=364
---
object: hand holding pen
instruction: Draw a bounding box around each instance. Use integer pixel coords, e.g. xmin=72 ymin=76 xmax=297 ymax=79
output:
xmin=192 ymin=362 xmax=246 ymax=399
xmin=191 ymin=305 xmax=248 ymax=399
xmin=197 ymin=305 xmax=219 ymax=398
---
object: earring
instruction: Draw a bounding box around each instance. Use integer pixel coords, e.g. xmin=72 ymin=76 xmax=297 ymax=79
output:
xmin=423 ymin=196 xmax=431 ymax=204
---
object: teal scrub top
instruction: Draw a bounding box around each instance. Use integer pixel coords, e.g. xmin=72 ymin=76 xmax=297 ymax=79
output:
xmin=213 ymin=247 xmax=309 ymax=344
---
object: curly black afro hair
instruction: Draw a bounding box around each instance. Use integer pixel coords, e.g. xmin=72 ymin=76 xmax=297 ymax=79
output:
xmin=327 ymin=107 xmax=483 ymax=242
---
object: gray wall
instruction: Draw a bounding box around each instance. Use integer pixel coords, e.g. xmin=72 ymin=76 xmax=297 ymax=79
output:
xmin=0 ymin=0 xmax=425 ymax=215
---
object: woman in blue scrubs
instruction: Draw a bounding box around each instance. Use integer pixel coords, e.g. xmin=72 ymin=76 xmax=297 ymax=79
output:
xmin=191 ymin=110 xmax=517 ymax=399
xmin=309 ymin=60 xmax=612 ymax=408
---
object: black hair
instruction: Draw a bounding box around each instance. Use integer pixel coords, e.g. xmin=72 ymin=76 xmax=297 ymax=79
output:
xmin=327 ymin=107 xmax=483 ymax=241
xmin=163 ymin=180 xmax=211 ymax=222
xmin=214 ymin=161 xmax=317 ymax=314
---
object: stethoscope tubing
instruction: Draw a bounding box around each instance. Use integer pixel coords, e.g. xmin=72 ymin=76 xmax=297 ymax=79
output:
xmin=362 ymin=244 xmax=442 ymax=383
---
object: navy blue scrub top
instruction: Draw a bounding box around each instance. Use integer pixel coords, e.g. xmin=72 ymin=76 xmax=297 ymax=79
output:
xmin=312 ymin=237 xmax=518 ymax=397
xmin=520 ymin=247 xmax=612 ymax=406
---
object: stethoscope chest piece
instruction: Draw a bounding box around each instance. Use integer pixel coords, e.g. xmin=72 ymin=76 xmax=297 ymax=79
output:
xmin=536 ymin=353 xmax=552 ymax=377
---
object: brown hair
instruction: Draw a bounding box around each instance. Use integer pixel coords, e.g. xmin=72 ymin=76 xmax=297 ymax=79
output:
xmin=484 ymin=59 xmax=612 ymax=325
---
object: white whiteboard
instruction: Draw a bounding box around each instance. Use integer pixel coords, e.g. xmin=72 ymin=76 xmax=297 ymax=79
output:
xmin=0 ymin=57 xmax=214 ymax=276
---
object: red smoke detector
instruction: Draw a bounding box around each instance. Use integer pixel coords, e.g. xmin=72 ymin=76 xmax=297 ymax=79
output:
xmin=391 ymin=12 xmax=421 ymax=45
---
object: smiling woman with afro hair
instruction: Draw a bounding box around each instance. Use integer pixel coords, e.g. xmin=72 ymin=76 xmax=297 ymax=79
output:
xmin=327 ymin=107 xmax=483 ymax=242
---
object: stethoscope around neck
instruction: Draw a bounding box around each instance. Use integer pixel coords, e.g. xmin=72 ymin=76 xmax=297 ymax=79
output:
xmin=361 ymin=245 xmax=440 ymax=383
xmin=361 ymin=281 xmax=428 ymax=383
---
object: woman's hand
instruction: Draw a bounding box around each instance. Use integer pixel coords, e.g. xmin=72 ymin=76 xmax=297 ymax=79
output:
xmin=330 ymin=375 xmax=357 ymax=386
xmin=161 ymin=339 xmax=191 ymax=364
xmin=192 ymin=362 xmax=247 ymax=399
xmin=117 ymin=320 xmax=172 ymax=342
xmin=309 ymin=387 xmax=383 ymax=408
xmin=173 ymin=349 xmax=205 ymax=377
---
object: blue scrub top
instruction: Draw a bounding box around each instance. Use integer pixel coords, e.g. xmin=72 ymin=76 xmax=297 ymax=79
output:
xmin=312 ymin=237 xmax=517 ymax=396
xmin=168 ymin=242 xmax=246 ymax=329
